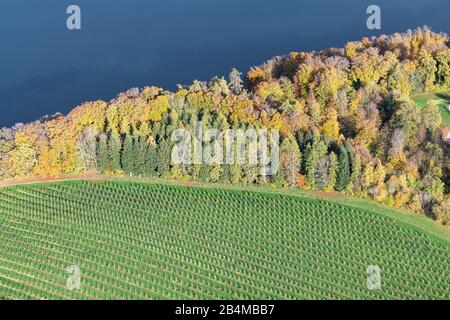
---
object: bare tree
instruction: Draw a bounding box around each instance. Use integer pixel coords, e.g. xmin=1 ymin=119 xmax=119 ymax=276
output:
xmin=229 ymin=68 xmax=244 ymax=95
xmin=77 ymin=125 xmax=99 ymax=172
xmin=388 ymin=128 xmax=405 ymax=157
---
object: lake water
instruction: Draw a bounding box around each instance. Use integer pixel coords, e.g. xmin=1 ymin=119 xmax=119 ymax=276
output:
xmin=0 ymin=0 xmax=449 ymax=126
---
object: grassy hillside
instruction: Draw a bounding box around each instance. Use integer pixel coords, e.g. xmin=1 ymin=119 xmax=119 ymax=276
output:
xmin=412 ymin=90 xmax=450 ymax=125
xmin=0 ymin=180 xmax=448 ymax=300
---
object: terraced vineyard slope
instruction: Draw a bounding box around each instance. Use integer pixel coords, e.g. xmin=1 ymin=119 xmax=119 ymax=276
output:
xmin=0 ymin=180 xmax=448 ymax=299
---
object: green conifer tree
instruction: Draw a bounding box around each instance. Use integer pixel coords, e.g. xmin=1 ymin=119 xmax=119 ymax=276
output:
xmin=336 ymin=144 xmax=351 ymax=191
xmin=157 ymin=139 xmax=172 ymax=177
xmin=97 ymin=134 xmax=109 ymax=173
xmin=327 ymin=152 xmax=338 ymax=191
xmin=122 ymin=134 xmax=135 ymax=175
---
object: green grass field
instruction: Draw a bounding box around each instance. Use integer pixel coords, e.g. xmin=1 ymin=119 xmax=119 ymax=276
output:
xmin=412 ymin=91 xmax=450 ymax=125
xmin=0 ymin=180 xmax=449 ymax=300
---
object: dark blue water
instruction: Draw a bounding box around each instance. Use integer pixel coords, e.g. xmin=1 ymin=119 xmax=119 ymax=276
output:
xmin=0 ymin=0 xmax=449 ymax=126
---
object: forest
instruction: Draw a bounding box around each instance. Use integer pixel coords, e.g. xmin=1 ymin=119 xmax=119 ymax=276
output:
xmin=0 ymin=27 xmax=449 ymax=225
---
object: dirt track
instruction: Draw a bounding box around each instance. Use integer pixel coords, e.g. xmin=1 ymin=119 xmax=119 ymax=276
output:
xmin=0 ymin=173 xmax=103 ymax=188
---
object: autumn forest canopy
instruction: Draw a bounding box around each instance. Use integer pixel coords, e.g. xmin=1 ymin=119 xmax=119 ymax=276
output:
xmin=1 ymin=27 xmax=450 ymax=225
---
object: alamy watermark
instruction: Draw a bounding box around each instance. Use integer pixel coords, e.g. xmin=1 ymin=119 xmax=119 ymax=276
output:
xmin=66 ymin=265 xmax=81 ymax=290
xmin=64 ymin=5 xmax=381 ymax=32
xmin=366 ymin=265 xmax=381 ymax=290
xmin=171 ymin=121 xmax=280 ymax=176
xmin=67 ymin=5 xmax=81 ymax=30
xmin=366 ymin=5 xmax=381 ymax=30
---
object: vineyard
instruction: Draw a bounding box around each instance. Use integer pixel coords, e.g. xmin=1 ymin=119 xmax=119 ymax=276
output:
xmin=0 ymin=180 xmax=448 ymax=300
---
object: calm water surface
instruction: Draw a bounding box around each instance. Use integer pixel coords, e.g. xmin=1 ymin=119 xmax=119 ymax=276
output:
xmin=0 ymin=0 xmax=449 ymax=126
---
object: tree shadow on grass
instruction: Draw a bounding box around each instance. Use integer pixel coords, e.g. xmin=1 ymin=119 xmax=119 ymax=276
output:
xmin=436 ymin=92 xmax=450 ymax=103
